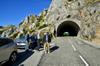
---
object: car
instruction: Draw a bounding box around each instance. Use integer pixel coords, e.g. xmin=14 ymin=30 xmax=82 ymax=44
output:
xmin=15 ymin=38 xmax=29 ymax=50
xmin=63 ymin=32 xmax=69 ymax=36
xmin=15 ymin=36 xmax=37 ymax=50
xmin=0 ymin=38 xmax=17 ymax=65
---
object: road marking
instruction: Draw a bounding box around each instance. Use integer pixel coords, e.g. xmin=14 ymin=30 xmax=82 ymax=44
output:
xmin=79 ymin=55 xmax=89 ymax=66
xmin=71 ymin=44 xmax=77 ymax=51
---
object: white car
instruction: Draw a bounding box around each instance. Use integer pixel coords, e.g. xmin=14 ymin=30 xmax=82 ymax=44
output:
xmin=15 ymin=38 xmax=29 ymax=51
xmin=0 ymin=38 xmax=17 ymax=65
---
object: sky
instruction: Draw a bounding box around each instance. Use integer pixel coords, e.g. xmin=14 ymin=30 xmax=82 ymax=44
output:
xmin=0 ymin=0 xmax=51 ymax=26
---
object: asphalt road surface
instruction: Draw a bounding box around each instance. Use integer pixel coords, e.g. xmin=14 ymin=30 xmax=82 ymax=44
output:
xmin=38 ymin=37 xmax=100 ymax=66
xmin=2 ymin=37 xmax=100 ymax=66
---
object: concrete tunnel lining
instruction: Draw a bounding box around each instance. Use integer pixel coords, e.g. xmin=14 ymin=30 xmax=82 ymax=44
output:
xmin=57 ymin=21 xmax=80 ymax=36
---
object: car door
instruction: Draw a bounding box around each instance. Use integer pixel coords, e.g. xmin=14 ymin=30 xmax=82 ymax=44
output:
xmin=9 ymin=39 xmax=16 ymax=55
xmin=0 ymin=38 xmax=12 ymax=62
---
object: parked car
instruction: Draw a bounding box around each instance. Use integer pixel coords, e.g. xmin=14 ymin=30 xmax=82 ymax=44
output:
xmin=15 ymin=37 xmax=37 ymax=50
xmin=15 ymin=38 xmax=29 ymax=50
xmin=0 ymin=38 xmax=17 ymax=65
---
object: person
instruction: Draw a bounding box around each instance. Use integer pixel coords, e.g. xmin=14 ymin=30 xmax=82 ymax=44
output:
xmin=43 ymin=32 xmax=50 ymax=53
xmin=36 ymin=31 xmax=41 ymax=51
xmin=34 ymin=32 xmax=37 ymax=42
xmin=25 ymin=32 xmax=30 ymax=51
xmin=26 ymin=32 xmax=30 ymax=44
xmin=29 ymin=33 xmax=37 ymax=49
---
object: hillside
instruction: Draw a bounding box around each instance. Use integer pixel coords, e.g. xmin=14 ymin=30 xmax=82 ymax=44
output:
xmin=0 ymin=10 xmax=48 ymax=39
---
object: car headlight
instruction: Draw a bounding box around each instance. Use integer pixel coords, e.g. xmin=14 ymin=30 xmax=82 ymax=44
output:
xmin=16 ymin=43 xmax=20 ymax=45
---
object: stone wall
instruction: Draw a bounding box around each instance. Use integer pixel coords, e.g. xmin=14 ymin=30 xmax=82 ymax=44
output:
xmin=45 ymin=0 xmax=100 ymax=40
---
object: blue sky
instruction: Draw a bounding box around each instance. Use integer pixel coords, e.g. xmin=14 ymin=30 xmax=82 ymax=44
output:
xmin=0 ymin=0 xmax=51 ymax=26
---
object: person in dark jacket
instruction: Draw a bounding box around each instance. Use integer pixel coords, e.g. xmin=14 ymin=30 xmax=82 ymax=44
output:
xmin=26 ymin=32 xmax=30 ymax=51
xmin=26 ymin=32 xmax=30 ymax=43
xmin=29 ymin=33 xmax=37 ymax=49
xmin=43 ymin=32 xmax=50 ymax=53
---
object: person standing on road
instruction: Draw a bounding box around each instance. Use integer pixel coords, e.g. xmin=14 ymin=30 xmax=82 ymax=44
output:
xmin=26 ymin=32 xmax=30 ymax=43
xmin=34 ymin=32 xmax=37 ymax=45
xmin=43 ymin=32 xmax=50 ymax=53
xmin=36 ymin=31 xmax=41 ymax=51
xmin=26 ymin=32 xmax=30 ymax=51
xmin=30 ymin=32 xmax=37 ymax=49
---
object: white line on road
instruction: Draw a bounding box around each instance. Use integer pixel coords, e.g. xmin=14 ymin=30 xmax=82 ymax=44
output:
xmin=71 ymin=44 xmax=77 ymax=51
xmin=79 ymin=55 xmax=89 ymax=66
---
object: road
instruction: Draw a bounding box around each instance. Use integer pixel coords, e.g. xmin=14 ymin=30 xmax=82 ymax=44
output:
xmin=38 ymin=37 xmax=100 ymax=66
xmin=2 ymin=37 xmax=100 ymax=66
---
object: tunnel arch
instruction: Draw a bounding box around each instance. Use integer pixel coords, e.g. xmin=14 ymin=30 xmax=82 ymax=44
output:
xmin=57 ymin=21 xmax=80 ymax=36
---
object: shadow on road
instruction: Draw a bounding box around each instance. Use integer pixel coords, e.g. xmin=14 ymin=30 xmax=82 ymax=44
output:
xmin=2 ymin=50 xmax=34 ymax=66
xmin=50 ymin=46 xmax=59 ymax=53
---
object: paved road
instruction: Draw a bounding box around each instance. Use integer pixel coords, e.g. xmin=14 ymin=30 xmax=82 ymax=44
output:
xmin=38 ymin=37 xmax=100 ymax=66
xmin=2 ymin=37 xmax=100 ymax=66
xmin=72 ymin=37 xmax=100 ymax=66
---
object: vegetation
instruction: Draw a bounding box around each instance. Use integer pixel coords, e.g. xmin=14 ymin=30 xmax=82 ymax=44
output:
xmin=85 ymin=0 xmax=100 ymax=5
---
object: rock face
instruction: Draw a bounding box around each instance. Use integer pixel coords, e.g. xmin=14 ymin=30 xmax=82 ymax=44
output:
xmin=45 ymin=0 xmax=100 ymax=40
xmin=18 ymin=10 xmax=47 ymax=34
xmin=80 ymin=2 xmax=100 ymax=40
xmin=18 ymin=15 xmax=38 ymax=34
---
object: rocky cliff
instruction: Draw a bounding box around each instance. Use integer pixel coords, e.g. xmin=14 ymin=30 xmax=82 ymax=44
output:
xmin=45 ymin=0 xmax=100 ymax=40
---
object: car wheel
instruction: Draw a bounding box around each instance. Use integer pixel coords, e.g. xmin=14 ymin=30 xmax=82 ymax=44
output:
xmin=9 ymin=52 xmax=17 ymax=63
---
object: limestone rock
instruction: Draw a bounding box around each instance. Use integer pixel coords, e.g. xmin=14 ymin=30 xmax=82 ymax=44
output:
xmin=45 ymin=0 xmax=100 ymax=40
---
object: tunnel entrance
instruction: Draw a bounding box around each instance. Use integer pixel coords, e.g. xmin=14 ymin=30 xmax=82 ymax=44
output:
xmin=57 ymin=21 xmax=80 ymax=36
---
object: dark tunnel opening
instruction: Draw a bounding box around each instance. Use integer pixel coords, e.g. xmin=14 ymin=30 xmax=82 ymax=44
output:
xmin=57 ymin=21 xmax=80 ymax=36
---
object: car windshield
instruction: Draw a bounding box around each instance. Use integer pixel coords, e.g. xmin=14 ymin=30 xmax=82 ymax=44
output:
xmin=15 ymin=37 xmax=26 ymax=43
